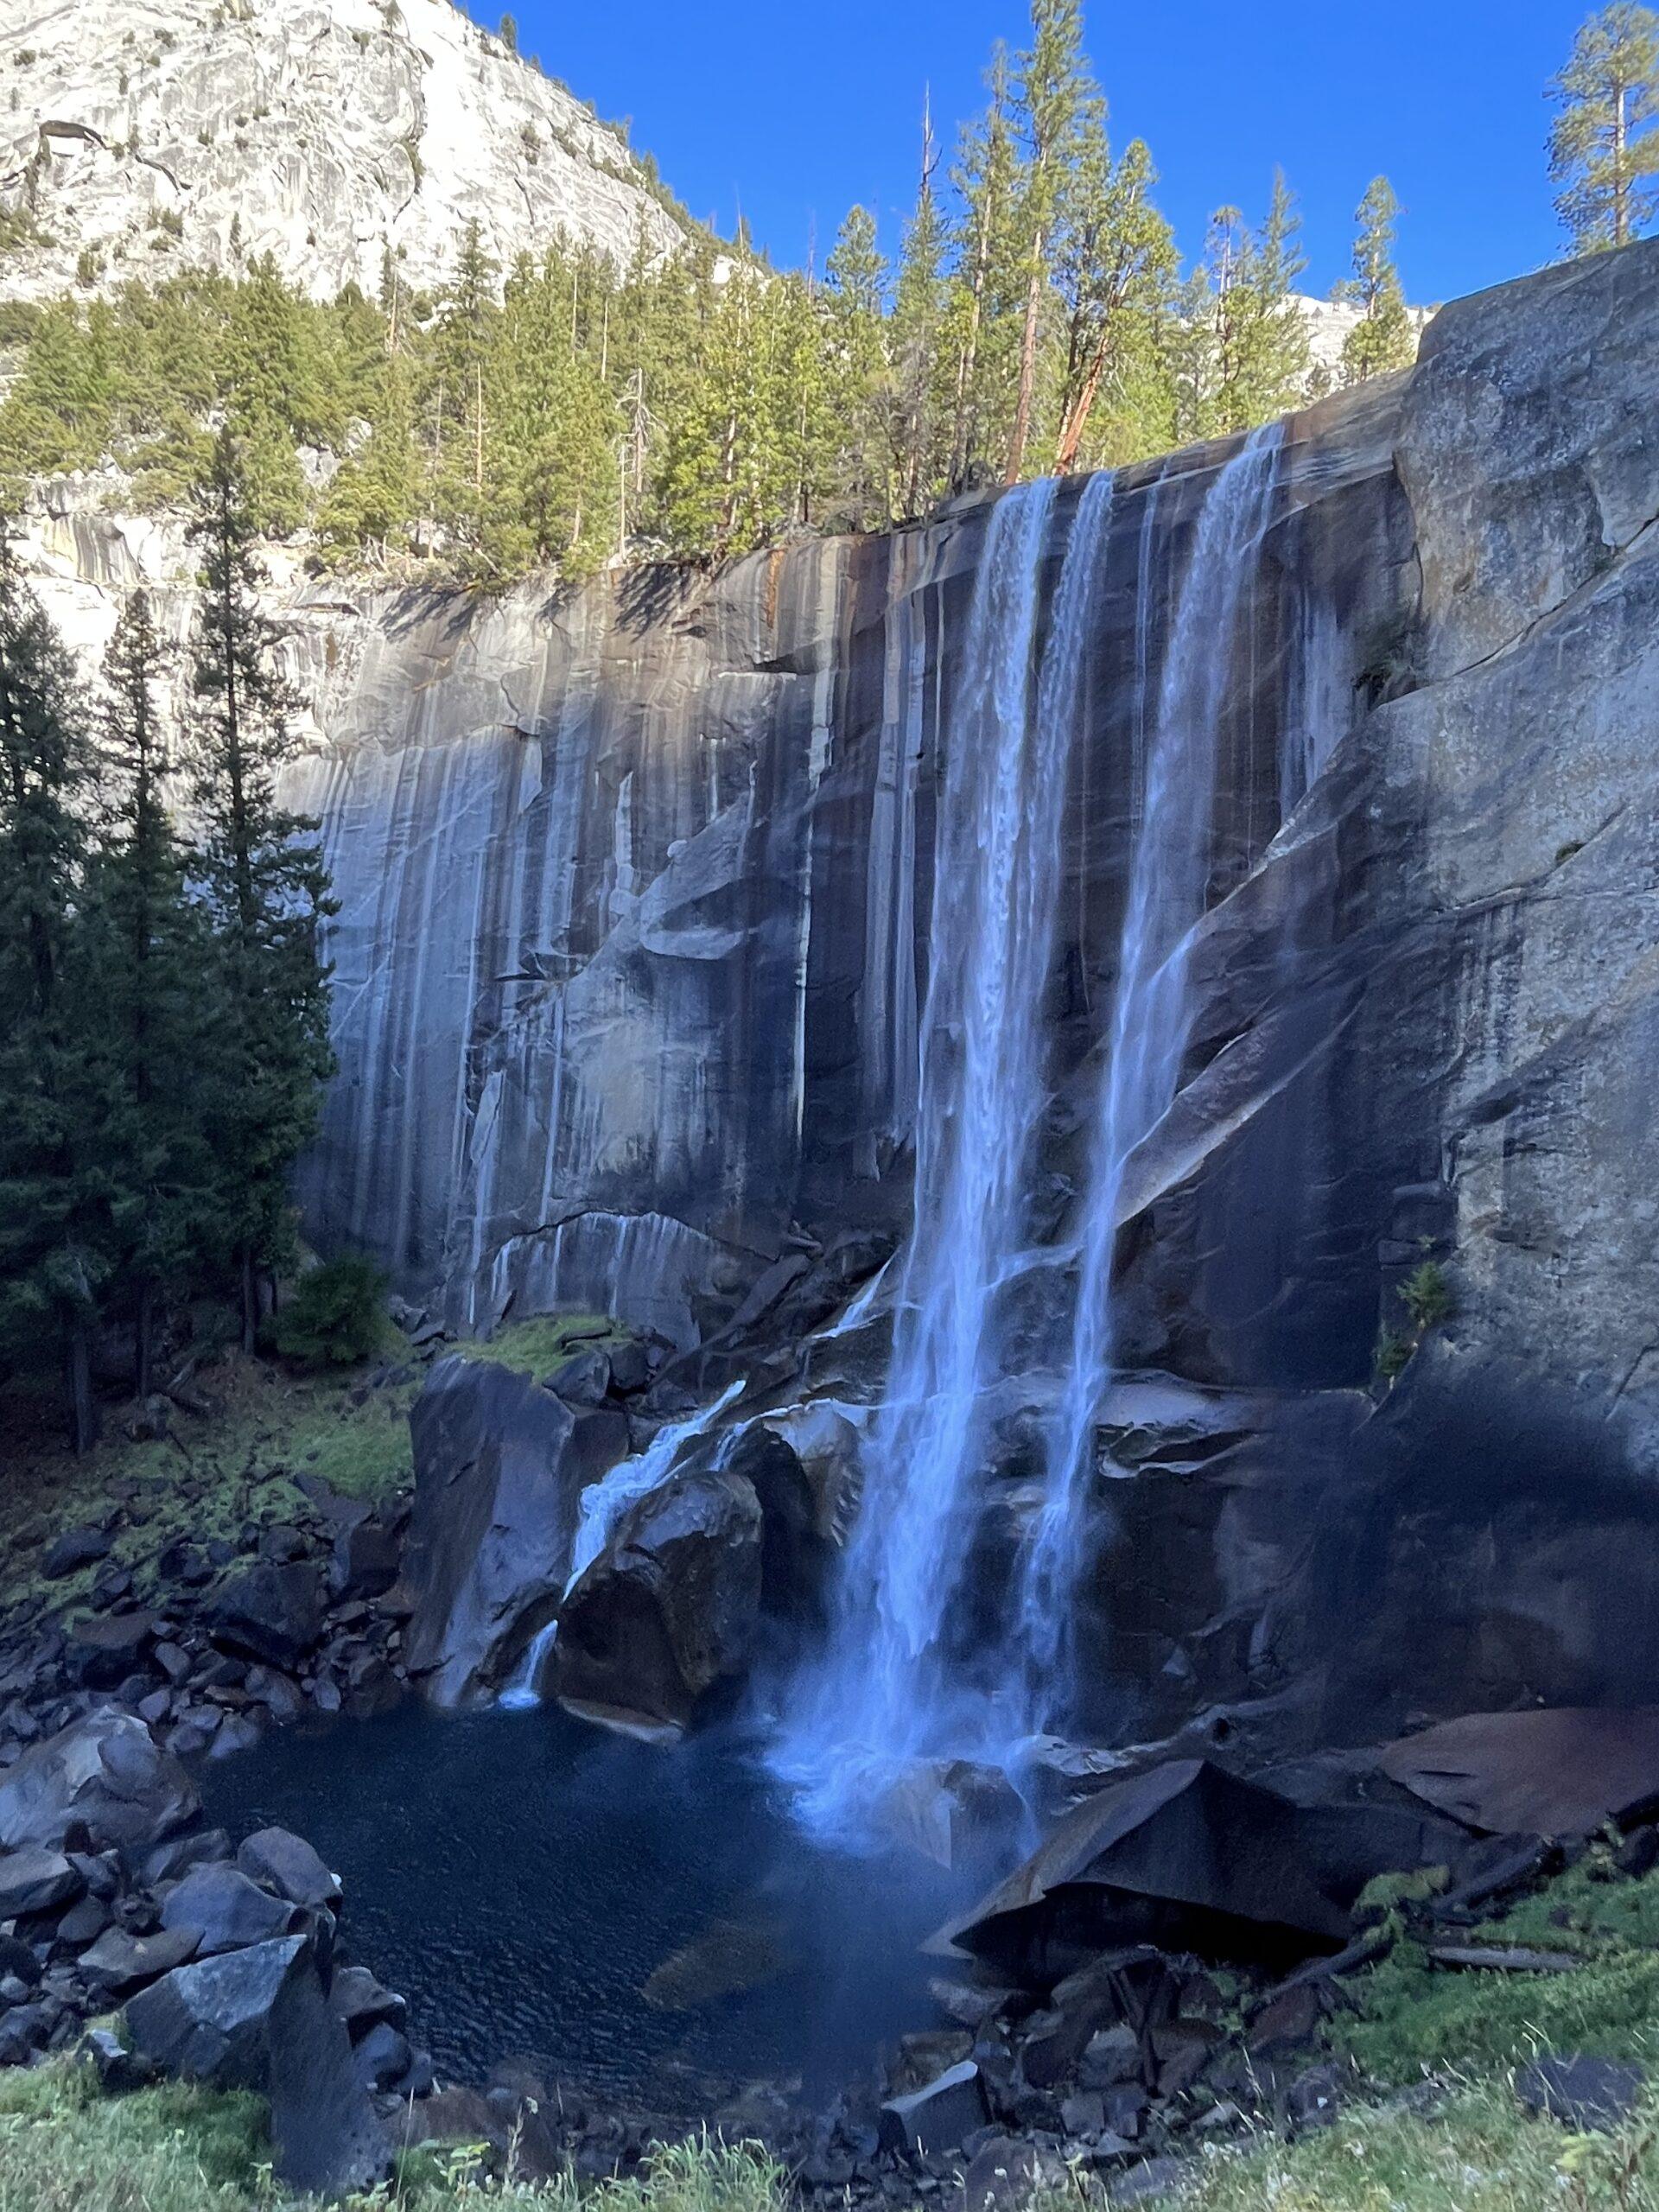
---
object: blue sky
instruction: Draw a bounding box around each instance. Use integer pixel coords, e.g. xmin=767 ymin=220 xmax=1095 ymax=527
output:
xmin=493 ymin=0 xmax=1606 ymax=304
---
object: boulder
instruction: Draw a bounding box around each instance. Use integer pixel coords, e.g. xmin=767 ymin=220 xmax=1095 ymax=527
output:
xmin=80 ymin=1925 xmax=201 ymax=1997
xmin=543 ymin=1347 xmax=612 ymax=1407
xmin=0 ymin=1708 xmax=198 ymax=1854
xmin=1379 ymin=1708 xmax=1659 ymax=1837
xmin=65 ymin=1612 xmax=156 ymax=1689
xmin=236 ymin=1826 xmax=342 ymax=1910
xmin=875 ymin=1758 xmax=1027 ymax=1873
xmin=1516 ymin=2055 xmax=1645 ymax=2133
xmin=555 ymin=1466 xmax=763 ymax=1734
xmin=936 ymin=1759 xmax=1464 ymax=1980
xmin=329 ymin=1963 xmax=407 ymax=2038
xmin=205 ymin=1562 xmax=326 ymax=1670
xmin=0 ymin=1847 xmax=82 ymax=1917
xmin=329 ymin=1516 xmax=402 ymax=1602
xmin=124 ymin=1936 xmax=390 ymax=2196
xmin=42 ymin=1528 xmax=113 ymax=1579
xmin=876 ymin=2058 xmax=987 ymax=2155
xmin=161 ymin=1865 xmax=301 ymax=1955
xmin=403 ymin=1357 xmax=629 ymax=1706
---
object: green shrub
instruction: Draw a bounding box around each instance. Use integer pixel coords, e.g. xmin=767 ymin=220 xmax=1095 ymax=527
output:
xmin=1399 ymin=1258 xmax=1453 ymax=1332
xmin=269 ymin=1253 xmax=386 ymax=1368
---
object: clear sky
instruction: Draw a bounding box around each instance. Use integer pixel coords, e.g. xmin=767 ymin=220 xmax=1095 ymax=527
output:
xmin=490 ymin=0 xmax=1606 ymax=305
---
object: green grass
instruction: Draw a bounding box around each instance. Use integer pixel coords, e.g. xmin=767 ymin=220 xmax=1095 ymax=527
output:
xmin=1343 ymin=1854 xmax=1659 ymax=2078
xmin=1135 ymin=2075 xmax=1659 ymax=2212
xmin=0 ymin=1344 xmax=421 ymax=1628
xmin=0 ymin=2061 xmax=789 ymax=2211
xmin=453 ymin=1313 xmax=633 ymax=1377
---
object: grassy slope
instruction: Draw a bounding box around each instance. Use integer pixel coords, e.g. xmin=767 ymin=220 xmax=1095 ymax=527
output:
xmin=0 ymin=1309 xmax=632 ymax=1632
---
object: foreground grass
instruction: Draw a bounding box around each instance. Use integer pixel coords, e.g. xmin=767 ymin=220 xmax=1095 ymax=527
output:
xmin=1343 ymin=1852 xmax=1659 ymax=2078
xmin=1164 ymin=2075 xmax=1659 ymax=2212
xmin=4 ymin=2059 xmax=1659 ymax=2212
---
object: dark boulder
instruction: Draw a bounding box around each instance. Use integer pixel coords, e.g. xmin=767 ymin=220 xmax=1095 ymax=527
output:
xmin=0 ymin=1847 xmax=81 ymax=1918
xmin=0 ymin=1709 xmax=198 ymax=1855
xmin=236 ymin=1827 xmax=342 ymax=1910
xmin=543 ymin=1347 xmax=612 ymax=1407
xmin=124 ymin=1936 xmax=390 ymax=2196
xmin=1516 ymin=2055 xmax=1645 ymax=2133
xmin=80 ymin=1925 xmax=201 ymax=1997
xmin=65 ymin=1613 xmax=156 ymax=1690
xmin=555 ymin=1466 xmax=762 ymax=1735
xmin=675 ymin=1425 xmax=831 ymax=1621
xmin=1379 ymin=1707 xmax=1659 ymax=1837
xmin=205 ymin=1563 xmax=326 ymax=1670
xmin=161 ymin=1865 xmax=301 ymax=1955
xmin=328 ymin=1516 xmax=401 ymax=1602
xmin=937 ymin=1759 xmax=1464 ymax=1981
xmin=43 ymin=1529 xmax=113 ymax=1579
xmin=877 ymin=2058 xmax=987 ymax=2155
xmin=403 ymin=1356 xmax=630 ymax=1706
xmin=330 ymin=1964 xmax=407 ymax=2038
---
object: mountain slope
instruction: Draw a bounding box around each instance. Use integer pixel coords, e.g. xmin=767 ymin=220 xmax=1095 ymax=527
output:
xmin=0 ymin=0 xmax=688 ymax=304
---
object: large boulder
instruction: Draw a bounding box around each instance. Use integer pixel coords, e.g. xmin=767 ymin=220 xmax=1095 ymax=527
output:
xmin=160 ymin=1865 xmax=302 ymax=1955
xmin=402 ymin=1355 xmax=629 ymax=1707
xmin=555 ymin=1466 xmax=763 ymax=1735
xmin=124 ymin=1936 xmax=390 ymax=2196
xmin=936 ymin=1758 xmax=1466 ymax=1982
xmin=0 ymin=1709 xmax=198 ymax=1855
xmin=205 ymin=1563 xmax=326 ymax=1670
xmin=1378 ymin=1707 xmax=1659 ymax=1837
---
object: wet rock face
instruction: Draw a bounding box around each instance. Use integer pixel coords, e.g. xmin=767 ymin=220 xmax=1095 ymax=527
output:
xmin=402 ymin=1357 xmax=629 ymax=1707
xmin=555 ymin=1466 xmax=764 ymax=1735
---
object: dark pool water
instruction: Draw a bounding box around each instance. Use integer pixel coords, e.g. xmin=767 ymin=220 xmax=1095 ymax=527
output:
xmin=198 ymin=1704 xmax=963 ymax=2111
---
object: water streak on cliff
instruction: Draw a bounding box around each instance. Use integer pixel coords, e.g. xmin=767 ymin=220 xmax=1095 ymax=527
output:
xmin=1023 ymin=425 xmax=1286 ymax=1707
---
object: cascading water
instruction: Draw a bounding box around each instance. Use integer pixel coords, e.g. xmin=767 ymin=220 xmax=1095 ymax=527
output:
xmin=494 ymin=1376 xmax=748 ymax=1711
xmin=776 ymin=471 xmax=1116 ymax=1834
xmin=1023 ymin=423 xmax=1287 ymax=1703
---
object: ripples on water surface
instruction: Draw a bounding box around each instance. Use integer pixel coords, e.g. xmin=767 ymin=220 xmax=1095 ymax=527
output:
xmin=200 ymin=1704 xmax=963 ymax=2109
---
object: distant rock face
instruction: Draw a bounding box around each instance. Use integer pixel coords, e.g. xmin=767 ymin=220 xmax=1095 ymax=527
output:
xmin=0 ymin=0 xmax=685 ymax=307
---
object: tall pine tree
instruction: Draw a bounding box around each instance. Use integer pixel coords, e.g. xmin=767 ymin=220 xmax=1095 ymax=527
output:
xmin=188 ymin=428 xmax=334 ymax=1351
xmin=0 ymin=536 xmax=105 ymax=1447
xmin=1548 ymin=3 xmax=1659 ymax=251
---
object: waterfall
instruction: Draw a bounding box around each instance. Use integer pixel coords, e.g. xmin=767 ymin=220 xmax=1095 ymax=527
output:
xmin=1023 ymin=423 xmax=1286 ymax=1700
xmin=776 ymin=472 xmax=1116 ymax=1832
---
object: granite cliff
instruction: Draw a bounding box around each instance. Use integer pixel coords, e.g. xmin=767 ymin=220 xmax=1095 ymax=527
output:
xmin=22 ymin=238 xmax=1659 ymax=1760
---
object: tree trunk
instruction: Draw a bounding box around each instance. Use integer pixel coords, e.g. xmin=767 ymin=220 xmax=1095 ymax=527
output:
xmin=240 ymin=1247 xmax=258 ymax=1355
xmin=1054 ymin=334 xmax=1109 ymax=474
xmin=1006 ymin=239 xmax=1046 ymax=484
xmin=67 ymin=1317 xmax=98 ymax=1455
xmin=134 ymin=1280 xmax=155 ymax=1403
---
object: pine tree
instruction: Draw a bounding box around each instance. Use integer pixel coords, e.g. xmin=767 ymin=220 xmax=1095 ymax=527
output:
xmin=946 ymin=46 xmax=1024 ymax=489
xmin=1005 ymin=0 xmax=1096 ymax=481
xmin=1338 ymin=177 xmax=1417 ymax=385
xmin=427 ymin=220 xmax=501 ymax=552
xmin=220 ymin=254 xmax=320 ymax=534
xmin=1548 ymin=3 xmax=1659 ymax=251
xmin=84 ymin=589 xmax=219 ymax=1396
xmin=889 ymin=95 xmax=951 ymax=517
xmin=824 ymin=206 xmax=891 ymax=529
xmin=1181 ymin=176 xmax=1311 ymax=439
xmin=0 ymin=535 xmax=105 ymax=1448
xmin=188 ymin=428 xmax=334 ymax=1351
xmin=1052 ymin=130 xmax=1178 ymax=470
xmin=317 ymin=352 xmax=420 ymax=564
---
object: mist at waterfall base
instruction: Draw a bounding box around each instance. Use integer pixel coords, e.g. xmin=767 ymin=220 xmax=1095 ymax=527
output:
xmin=198 ymin=1702 xmax=963 ymax=2108
xmin=773 ymin=428 xmax=1293 ymax=1843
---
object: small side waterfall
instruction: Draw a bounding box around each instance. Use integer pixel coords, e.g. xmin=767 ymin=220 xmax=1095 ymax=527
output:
xmin=776 ymin=473 xmax=1115 ymax=1831
xmin=1024 ymin=423 xmax=1287 ymax=1700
